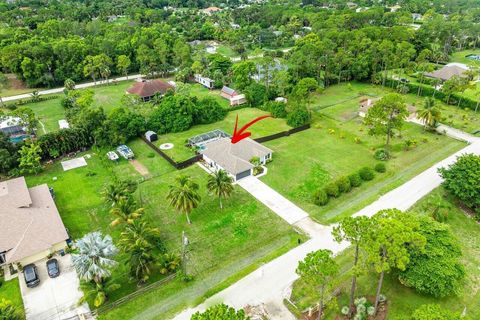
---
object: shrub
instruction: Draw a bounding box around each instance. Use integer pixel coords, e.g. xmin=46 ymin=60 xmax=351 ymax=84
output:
xmin=325 ymin=182 xmax=340 ymax=198
xmin=287 ymin=106 xmax=311 ymax=127
xmin=374 ymin=148 xmax=390 ymax=161
xmin=265 ymin=101 xmax=287 ymax=118
xmin=336 ymin=176 xmax=351 ymax=193
xmin=398 ymin=217 xmax=465 ymax=298
xmin=438 ymin=154 xmax=480 ymax=212
xmin=359 ymin=167 xmax=374 ymax=181
xmin=348 ymin=173 xmax=362 ymax=187
xmin=374 ymin=163 xmax=386 ymax=173
xmin=313 ymin=189 xmax=329 ymax=206
xmin=412 ymin=304 xmax=460 ymax=320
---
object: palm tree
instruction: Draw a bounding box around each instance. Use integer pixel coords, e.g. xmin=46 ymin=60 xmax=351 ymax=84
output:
xmin=119 ymin=221 xmax=161 ymax=283
xmin=417 ymin=97 xmax=441 ymax=130
xmin=207 ymin=170 xmax=234 ymax=209
xmin=78 ymin=280 xmax=120 ymax=307
xmin=71 ymin=232 xmax=118 ymax=285
xmin=109 ymin=197 xmax=144 ymax=227
xmin=102 ymin=179 xmax=137 ymax=206
xmin=167 ymin=175 xmax=201 ymax=224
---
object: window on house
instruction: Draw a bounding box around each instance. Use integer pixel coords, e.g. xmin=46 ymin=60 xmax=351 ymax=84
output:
xmin=0 ymin=252 xmax=6 ymax=265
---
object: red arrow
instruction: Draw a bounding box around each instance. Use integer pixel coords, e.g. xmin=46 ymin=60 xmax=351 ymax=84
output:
xmin=231 ymin=114 xmax=271 ymax=144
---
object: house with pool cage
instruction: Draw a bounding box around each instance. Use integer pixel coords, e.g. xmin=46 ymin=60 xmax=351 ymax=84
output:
xmin=188 ymin=129 xmax=273 ymax=181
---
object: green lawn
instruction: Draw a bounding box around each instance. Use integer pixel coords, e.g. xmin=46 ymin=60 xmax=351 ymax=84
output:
xmin=216 ymin=44 xmax=238 ymax=58
xmin=261 ymin=83 xmax=466 ymax=224
xmin=155 ymin=108 xmax=292 ymax=162
xmin=0 ymin=277 xmax=24 ymax=318
xmin=450 ymin=49 xmax=480 ymax=67
xmin=290 ymin=187 xmax=480 ymax=319
xmin=188 ymin=83 xmax=230 ymax=108
xmin=1 ymin=81 xmax=135 ymax=135
xmin=24 ymin=136 xmax=300 ymax=318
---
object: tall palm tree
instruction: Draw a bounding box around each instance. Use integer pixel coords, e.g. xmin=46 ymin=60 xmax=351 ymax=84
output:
xmin=167 ymin=175 xmax=201 ymax=224
xmin=418 ymin=97 xmax=441 ymax=130
xmin=71 ymin=232 xmax=118 ymax=285
xmin=207 ymin=170 xmax=234 ymax=209
xmin=109 ymin=197 xmax=144 ymax=227
xmin=119 ymin=221 xmax=161 ymax=283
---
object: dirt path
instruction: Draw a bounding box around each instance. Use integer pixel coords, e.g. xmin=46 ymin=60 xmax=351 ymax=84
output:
xmin=130 ymin=159 xmax=150 ymax=177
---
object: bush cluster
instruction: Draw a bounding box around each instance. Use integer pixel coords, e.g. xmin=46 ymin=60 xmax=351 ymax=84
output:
xmin=374 ymin=148 xmax=390 ymax=161
xmin=313 ymin=165 xmax=385 ymax=206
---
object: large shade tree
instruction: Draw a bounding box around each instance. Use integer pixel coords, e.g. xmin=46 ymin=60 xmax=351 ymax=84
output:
xmin=296 ymin=249 xmax=339 ymax=320
xmin=365 ymin=209 xmax=426 ymax=314
xmin=364 ymin=93 xmax=408 ymax=147
xmin=167 ymin=175 xmax=201 ymax=224
xmin=71 ymin=232 xmax=118 ymax=285
xmin=207 ymin=169 xmax=234 ymax=209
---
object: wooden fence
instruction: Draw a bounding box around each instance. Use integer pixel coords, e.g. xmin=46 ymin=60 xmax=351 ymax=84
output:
xmin=141 ymin=136 xmax=202 ymax=170
xmin=254 ymin=124 xmax=310 ymax=143
xmin=94 ymin=273 xmax=177 ymax=315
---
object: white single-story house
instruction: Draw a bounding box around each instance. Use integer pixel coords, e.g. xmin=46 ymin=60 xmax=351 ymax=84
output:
xmin=0 ymin=177 xmax=69 ymax=278
xmin=201 ymin=138 xmax=272 ymax=181
xmin=194 ymin=74 xmax=215 ymax=89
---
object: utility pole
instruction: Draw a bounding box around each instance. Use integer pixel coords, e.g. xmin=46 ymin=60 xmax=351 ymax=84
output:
xmin=181 ymin=231 xmax=189 ymax=275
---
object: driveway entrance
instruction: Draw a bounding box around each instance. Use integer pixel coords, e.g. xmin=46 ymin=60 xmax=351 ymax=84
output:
xmin=19 ymin=254 xmax=90 ymax=320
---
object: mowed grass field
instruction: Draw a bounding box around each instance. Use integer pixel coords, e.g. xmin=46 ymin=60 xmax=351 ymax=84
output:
xmin=0 ymin=278 xmax=24 ymax=318
xmin=155 ymin=108 xmax=291 ymax=162
xmin=261 ymin=83 xmax=466 ymax=223
xmin=290 ymin=187 xmax=480 ymax=319
xmin=23 ymin=134 xmax=300 ymax=317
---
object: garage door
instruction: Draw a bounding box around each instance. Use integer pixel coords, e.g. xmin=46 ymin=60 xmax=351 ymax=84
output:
xmin=236 ymin=170 xmax=251 ymax=181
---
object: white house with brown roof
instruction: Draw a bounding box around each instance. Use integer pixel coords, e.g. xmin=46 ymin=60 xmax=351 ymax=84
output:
xmin=201 ymin=138 xmax=272 ymax=181
xmin=424 ymin=64 xmax=469 ymax=82
xmin=0 ymin=177 xmax=68 ymax=276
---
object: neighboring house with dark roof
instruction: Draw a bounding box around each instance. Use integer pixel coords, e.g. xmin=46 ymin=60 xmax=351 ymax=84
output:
xmin=126 ymin=79 xmax=174 ymax=101
xmin=424 ymin=64 xmax=469 ymax=82
xmin=0 ymin=177 xmax=68 ymax=277
xmin=201 ymin=138 xmax=272 ymax=181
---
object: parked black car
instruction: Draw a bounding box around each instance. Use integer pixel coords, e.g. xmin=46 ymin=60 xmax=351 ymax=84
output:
xmin=46 ymin=259 xmax=60 ymax=278
xmin=23 ymin=264 xmax=40 ymax=288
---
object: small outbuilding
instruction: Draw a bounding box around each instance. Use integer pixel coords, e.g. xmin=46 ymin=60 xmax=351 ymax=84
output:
xmin=194 ymin=74 xmax=215 ymax=89
xmin=145 ymin=131 xmax=158 ymax=142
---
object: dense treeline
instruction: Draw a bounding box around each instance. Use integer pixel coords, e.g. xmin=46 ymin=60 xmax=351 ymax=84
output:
xmin=2 ymin=0 xmax=480 ymax=88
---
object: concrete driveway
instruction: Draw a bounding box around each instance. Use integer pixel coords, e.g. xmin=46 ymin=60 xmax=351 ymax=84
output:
xmin=19 ymin=254 xmax=90 ymax=320
xmin=237 ymin=176 xmax=309 ymax=225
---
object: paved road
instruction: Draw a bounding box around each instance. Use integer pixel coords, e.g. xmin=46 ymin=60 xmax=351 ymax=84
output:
xmin=2 ymin=74 xmax=142 ymax=102
xmin=408 ymin=118 xmax=479 ymax=143
xmin=173 ymin=138 xmax=480 ymax=320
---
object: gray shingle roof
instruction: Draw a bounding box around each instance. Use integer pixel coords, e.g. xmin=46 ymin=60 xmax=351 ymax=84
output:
xmin=424 ymin=65 xmax=468 ymax=81
xmin=221 ymin=86 xmax=236 ymax=96
xmin=201 ymin=138 xmax=272 ymax=175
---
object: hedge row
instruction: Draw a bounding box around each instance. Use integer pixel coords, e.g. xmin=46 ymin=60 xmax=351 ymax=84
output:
xmin=384 ymin=78 xmax=479 ymax=111
xmin=313 ymin=165 xmax=384 ymax=206
xmin=5 ymin=95 xmax=60 ymax=109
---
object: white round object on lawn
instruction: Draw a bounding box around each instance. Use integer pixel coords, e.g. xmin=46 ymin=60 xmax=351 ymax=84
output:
xmin=160 ymin=143 xmax=174 ymax=150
